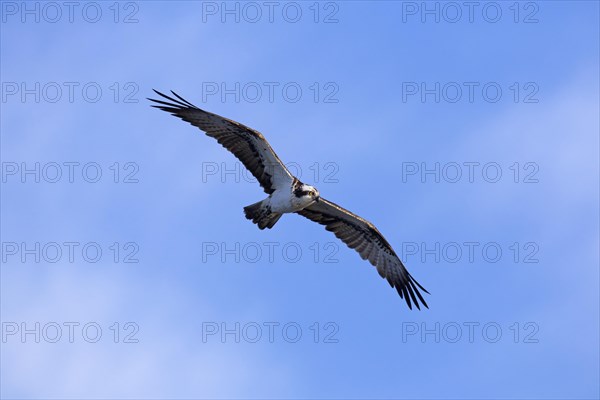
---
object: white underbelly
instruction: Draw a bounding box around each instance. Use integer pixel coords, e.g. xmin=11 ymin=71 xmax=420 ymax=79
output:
xmin=269 ymin=188 xmax=316 ymax=214
xmin=268 ymin=189 xmax=294 ymax=213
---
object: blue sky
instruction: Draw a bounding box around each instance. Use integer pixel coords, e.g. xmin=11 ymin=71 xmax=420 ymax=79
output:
xmin=1 ymin=1 xmax=599 ymax=399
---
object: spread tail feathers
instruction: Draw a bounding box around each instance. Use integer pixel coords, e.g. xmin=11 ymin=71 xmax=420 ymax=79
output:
xmin=243 ymin=201 xmax=282 ymax=230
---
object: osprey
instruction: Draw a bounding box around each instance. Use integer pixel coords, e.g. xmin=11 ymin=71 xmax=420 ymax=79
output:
xmin=149 ymin=90 xmax=430 ymax=310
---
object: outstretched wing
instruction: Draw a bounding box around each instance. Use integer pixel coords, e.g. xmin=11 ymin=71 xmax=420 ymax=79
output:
xmin=296 ymin=198 xmax=429 ymax=310
xmin=149 ymin=90 xmax=294 ymax=194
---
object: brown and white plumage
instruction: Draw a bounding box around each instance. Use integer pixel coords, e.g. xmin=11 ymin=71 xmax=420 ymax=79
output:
xmin=297 ymin=198 xmax=429 ymax=309
xmin=149 ymin=90 xmax=430 ymax=309
xmin=149 ymin=90 xmax=294 ymax=194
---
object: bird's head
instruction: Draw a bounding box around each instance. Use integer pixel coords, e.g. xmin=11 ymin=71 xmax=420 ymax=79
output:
xmin=295 ymin=184 xmax=320 ymax=203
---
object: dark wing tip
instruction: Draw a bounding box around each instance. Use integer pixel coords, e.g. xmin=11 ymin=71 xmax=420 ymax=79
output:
xmin=393 ymin=273 xmax=430 ymax=310
xmin=148 ymin=89 xmax=199 ymax=110
xmin=409 ymin=274 xmax=430 ymax=295
xmin=408 ymin=276 xmax=429 ymax=310
xmin=170 ymin=90 xmax=198 ymax=108
xmin=397 ymin=285 xmax=413 ymax=310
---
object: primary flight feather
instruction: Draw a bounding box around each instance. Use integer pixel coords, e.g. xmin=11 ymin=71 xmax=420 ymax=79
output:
xmin=149 ymin=90 xmax=430 ymax=310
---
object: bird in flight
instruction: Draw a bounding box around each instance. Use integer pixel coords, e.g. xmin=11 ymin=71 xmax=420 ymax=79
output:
xmin=149 ymin=90 xmax=430 ymax=309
